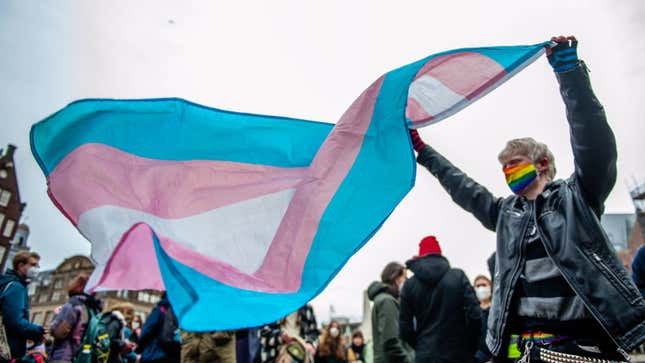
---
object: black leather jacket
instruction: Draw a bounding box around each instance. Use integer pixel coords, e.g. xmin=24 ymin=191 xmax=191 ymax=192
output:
xmin=416 ymin=62 xmax=645 ymax=359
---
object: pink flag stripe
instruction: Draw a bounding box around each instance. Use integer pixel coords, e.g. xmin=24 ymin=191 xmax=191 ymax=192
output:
xmin=91 ymin=222 xmax=165 ymax=292
xmin=48 ymin=143 xmax=308 ymax=223
xmin=91 ymin=222 xmax=303 ymax=292
xmin=405 ymin=97 xmax=433 ymax=124
xmin=78 ymin=188 xmax=294 ymax=275
xmin=413 ymin=52 xmax=506 ymax=100
xmin=249 ymin=76 xmax=385 ymax=290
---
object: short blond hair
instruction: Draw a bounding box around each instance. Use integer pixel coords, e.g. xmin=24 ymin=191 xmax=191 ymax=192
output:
xmin=498 ymin=137 xmax=556 ymax=180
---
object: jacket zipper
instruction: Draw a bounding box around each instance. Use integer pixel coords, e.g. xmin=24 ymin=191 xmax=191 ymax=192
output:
xmin=591 ymin=252 xmax=638 ymax=303
xmin=535 ymin=215 xmax=631 ymax=361
xmin=492 ymin=206 xmax=531 ymax=355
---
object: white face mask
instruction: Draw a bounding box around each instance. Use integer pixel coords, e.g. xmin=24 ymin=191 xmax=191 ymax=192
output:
xmin=132 ymin=322 xmax=140 ymax=330
xmin=329 ymin=327 xmax=339 ymax=338
xmin=26 ymin=266 xmax=40 ymax=279
xmin=475 ymin=286 xmax=491 ymax=302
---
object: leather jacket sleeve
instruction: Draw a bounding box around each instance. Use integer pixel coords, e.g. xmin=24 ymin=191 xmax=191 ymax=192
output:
xmin=557 ymin=62 xmax=617 ymax=216
xmin=416 ymin=145 xmax=503 ymax=231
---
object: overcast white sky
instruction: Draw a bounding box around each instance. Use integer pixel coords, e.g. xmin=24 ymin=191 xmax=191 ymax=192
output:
xmin=1 ymin=1 xmax=644 ymax=324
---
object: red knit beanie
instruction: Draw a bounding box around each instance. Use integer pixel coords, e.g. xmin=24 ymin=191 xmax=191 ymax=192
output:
xmin=417 ymin=235 xmax=442 ymax=257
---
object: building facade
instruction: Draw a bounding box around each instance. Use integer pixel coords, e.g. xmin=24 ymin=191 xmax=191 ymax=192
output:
xmin=2 ymin=223 xmax=31 ymax=274
xmin=0 ymin=144 xmax=26 ymax=272
xmin=29 ymin=255 xmax=162 ymax=327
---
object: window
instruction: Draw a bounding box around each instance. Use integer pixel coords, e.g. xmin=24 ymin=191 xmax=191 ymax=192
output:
xmin=32 ymin=312 xmax=43 ymax=325
xmin=0 ymin=190 xmax=10 ymax=207
xmin=0 ymin=212 xmax=4 ymax=228
xmin=54 ymin=279 xmax=63 ymax=289
xmin=0 ymin=169 xmax=7 ymax=178
xmin=52 ymin=292 xmax=61 ymax=302
xmin=3 ymin=219 xmax=15 ymax=238
xmin=38 ymin=293 xmax=49 ymax=303
xmin=150 ymin=295 xmax=160 ymax=304
xmin=44 ymin=311 xmax=54 ymax=326
xmin=138 ymin=292 xmax=150 ymax=303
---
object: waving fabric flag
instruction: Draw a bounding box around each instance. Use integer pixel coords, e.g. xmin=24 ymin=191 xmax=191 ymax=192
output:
xmin=31 ymin=42 xmax=548 ymax=330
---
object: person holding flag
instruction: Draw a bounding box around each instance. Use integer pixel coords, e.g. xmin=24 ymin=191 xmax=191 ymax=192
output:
xmin=409 ymin=36 xmax=645 ymax=362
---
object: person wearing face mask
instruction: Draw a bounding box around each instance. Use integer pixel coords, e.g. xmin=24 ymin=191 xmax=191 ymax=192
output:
xmin=367 ymin=262 xmax=413 ymax=363
xmin=399 ymin=236 xmax=481 ymax=363
xmin=0 ymin=251 xmax=45 ymax=363
xmin=129 ymin=315 xmax=143 ymax=344
xmin=409 ymin=36 xmax=644 ymax=362
xmin=315 ymin=320 xmax=346 ymax=363
xmin=473 ymin=275 xmax=493 ymax=363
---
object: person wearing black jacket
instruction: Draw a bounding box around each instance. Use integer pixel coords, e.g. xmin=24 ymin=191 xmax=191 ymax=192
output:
xmin=399 ymin=236 xmax=481 ymax=363
xmin=409 ymin=36 xmax=645 ymax=362
xmin=103 ymin=303 xmax=136 ymax=363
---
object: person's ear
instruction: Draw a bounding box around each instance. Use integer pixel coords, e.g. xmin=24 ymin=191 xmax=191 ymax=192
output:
xmin=536 ymin=157 xmax=549 ymax=174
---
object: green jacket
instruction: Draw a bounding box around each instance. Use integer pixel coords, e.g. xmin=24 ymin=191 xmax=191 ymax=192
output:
xmin=368 ymin=282 xmax=413 ymax=363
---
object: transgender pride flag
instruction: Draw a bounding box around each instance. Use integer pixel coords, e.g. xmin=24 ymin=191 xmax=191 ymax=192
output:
xmin=31 ymin=43 xmax=548 ymax=330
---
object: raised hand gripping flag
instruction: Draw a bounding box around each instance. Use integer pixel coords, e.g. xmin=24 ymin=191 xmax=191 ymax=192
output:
xmin=31 ymin=43 xmax=548 ymax=330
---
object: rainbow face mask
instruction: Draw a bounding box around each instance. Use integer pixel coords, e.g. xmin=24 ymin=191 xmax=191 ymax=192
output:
xmin=504 ymin=162 xmax=537 ymax=194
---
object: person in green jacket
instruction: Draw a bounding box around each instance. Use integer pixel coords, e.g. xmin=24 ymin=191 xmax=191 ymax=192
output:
xmin=367 ymin=262 xmax=413 ymax=363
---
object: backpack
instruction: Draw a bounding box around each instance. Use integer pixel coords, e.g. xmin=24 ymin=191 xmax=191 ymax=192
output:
xmin=275 ymin=336 xmax=313 ymax=363
xmin=73 ymin=312 xmax=112 ymax=363
xmin=0 ymin=281 xmax=15 ymax=361
xmin=158 ymin=305 xmax=180 ymax=356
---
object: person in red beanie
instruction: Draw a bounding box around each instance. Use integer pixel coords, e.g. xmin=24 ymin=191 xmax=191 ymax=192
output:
xmin=399 ymin=235 xmax=482 ymax=363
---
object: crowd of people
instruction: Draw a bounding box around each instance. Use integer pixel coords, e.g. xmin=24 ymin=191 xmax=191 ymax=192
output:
xmin=2 ymin=36 xmax=645 ymax=363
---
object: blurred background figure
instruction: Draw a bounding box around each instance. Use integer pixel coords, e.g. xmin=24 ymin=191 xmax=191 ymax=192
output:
xmin=315 ymin=320 xmax=345 ymax=363
xmin=473 ymin=275 xmax=493 ymax=363
xmin=135 ymin=292 xmax=180 ymax=363
xmin=368 ymin=262 xmax=412 ymax=363
xmin=256 ymin=304 xmax=319 ymax=363
xmin=181 ymin=330 xmax=236 ymax=363
xmin=632 ymin=245 xmax=645 ymax=298
xmin=346 ymin=330 xmax=365 ymax=363
xmin=399 ymin=236 xmax=481 ymax=363
xmin=104 ymin=302 xmax=137 ymax=363
xmin=49 ymin=273 xmax=103 ymax=363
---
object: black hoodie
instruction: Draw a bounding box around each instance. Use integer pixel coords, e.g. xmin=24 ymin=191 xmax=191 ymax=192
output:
xmin=399 ymin=254 xmax=481 ymax=363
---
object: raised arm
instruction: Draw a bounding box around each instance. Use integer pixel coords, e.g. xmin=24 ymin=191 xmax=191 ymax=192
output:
xmin=548 ymin=36 xmax=617 ymax=216
xmin=411 ymin=130 xmax=503 ymax=231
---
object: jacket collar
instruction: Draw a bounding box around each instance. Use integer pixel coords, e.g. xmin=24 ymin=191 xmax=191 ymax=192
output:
xmin=5 ymin=269 xmax=28 ymax=286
